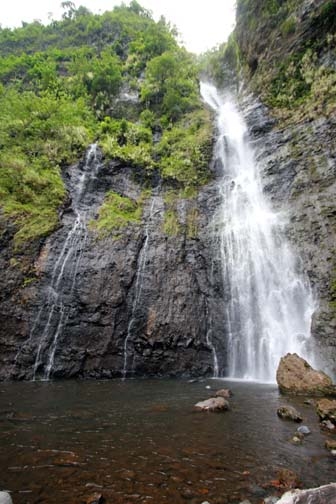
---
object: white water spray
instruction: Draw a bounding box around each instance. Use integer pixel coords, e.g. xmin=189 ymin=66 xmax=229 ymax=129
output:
xmin=201 ymin=82 xmax=315 ymax=382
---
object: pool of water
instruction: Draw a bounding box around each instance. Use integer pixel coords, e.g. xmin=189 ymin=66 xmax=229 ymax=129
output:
xmin=0 ymin=379 xmax=334 ymax=503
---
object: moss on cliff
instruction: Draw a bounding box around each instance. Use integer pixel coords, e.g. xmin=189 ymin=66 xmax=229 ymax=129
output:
xmin=89 ymin=191 xmax=144 ymax=238
xmin=233 ymin=0 xmax=336 ymax=123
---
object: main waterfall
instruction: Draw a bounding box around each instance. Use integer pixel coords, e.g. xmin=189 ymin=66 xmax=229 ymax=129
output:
xmin=201 ymin=82 xmax=315 ymax=382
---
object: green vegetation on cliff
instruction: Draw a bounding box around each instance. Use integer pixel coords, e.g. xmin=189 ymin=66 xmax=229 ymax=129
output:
xmin=203 ymin=0 xmax=336 ymax=123
xmin=0 ymin=1 xmax=212 ymax=245
xmin=234 ymin=0 xmax=336 ymax=122
xmin=89 ymin=191 xmax=143 ymax=238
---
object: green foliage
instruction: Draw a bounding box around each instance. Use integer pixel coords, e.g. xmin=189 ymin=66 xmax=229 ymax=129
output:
xmin=162 ymin=189 xmax=200 ymax=238
xmin=233 ymin=0 xmax=336 ymax=123
xmin=89 ymin=191 xmax=143 ymax=238
xmin=263 ymin=47 xmax=336 ymax=120
xmin=0 ymin=2 xmax=214 ymax=247
xmin=163 ymin=209 xmax=180 ymax=236
xmin=100 ymin=107 xmax=213 ymax=189
xmin=0 ymin=88 xmax=96 ymax=246
xmin=155 ymin=109 xmax=212 ymax=186
xmin=140 ymin=49 xmax=199 ymax=121
xmin=99 ymin=118 xmax=154 ymax=169
xmin=186 ymin=208 xmax=199 ymax=239
xmin=280 ymin=16 xmax=297 ymax=36
xmin=200 ymin=33 xmax=241 ymax=87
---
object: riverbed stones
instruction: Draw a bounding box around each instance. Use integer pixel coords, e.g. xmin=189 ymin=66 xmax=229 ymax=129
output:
xmin=194 ymin=397 xmax=229 ymax=412
xmin=276 ymin=353 xmax=334 ymax=395
xmin=215 ymin=388 xmax=233 ymax=398
xmin=277 ymin=405 xmax=303 ymax=422
xmin=325 ymin=439 xmax=336 ymax=451
xmin=275 ymin=483 xmax=336 ymax=503
xmin=316 ymin=398 xmax=336 ymax=423
xmin=296 ymin=425 xmax=311 ymax=435
xmin=0 ymin=493 xmax=12 ymax=504
xmin=321 ymin=419 xmax=335 ymax=431
xmin=263 ymin=498 xmax=279 ymax=504
xmin=85 ymin=493 xmax=103 ymax=504
xmin=277 ymin=468 xmax=301 ymax=489
xmin=290 ymin=433 xmax=304 ymax=445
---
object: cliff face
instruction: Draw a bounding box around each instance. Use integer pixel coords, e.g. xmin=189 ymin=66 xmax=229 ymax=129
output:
xmin=235 ymin=0 xmax=336 ymax=375
xmin=0 ymin=147 xmax=226 ymax=379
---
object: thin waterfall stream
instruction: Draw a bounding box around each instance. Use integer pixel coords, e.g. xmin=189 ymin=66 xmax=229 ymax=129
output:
xmin=122 ymin=196 xmax=158 ymax=379
xmin=16 ymin=144 xmax=102 ymax=380
xmin=201 ymin=82 xmax=316 ymax=382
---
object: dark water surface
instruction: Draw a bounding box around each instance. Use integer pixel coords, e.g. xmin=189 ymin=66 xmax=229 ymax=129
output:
xmin=0 ymin=379 xmax=334 ymax=503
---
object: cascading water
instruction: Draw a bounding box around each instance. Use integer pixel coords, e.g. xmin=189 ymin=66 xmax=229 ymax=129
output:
xmin=122 ymin=197 xmax=158 ymax=379
xmin=201 ymin=82 xmax=315 ymax=382
xmin=16 ymin=144 xmax=101 ymax=380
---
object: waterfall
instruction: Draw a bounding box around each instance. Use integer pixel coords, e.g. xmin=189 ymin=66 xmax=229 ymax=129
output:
xmin=122 ymin=197 xmax=158 ymax=379
xmin=28 ymin=144 xmax=101 ymax=380
xmin=201 ymin=82 xmax=315 ymax=382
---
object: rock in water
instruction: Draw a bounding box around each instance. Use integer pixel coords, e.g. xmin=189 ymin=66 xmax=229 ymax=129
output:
xmin=277 ymin=468 xmax=301 ymax=489
xmin=277 ymin=406 xmax=303 ymax=422
xmin=194 ymin=397 xmax=229 ymax=412
xmin=296 ymin=425 xmax=311 ymax=435
xmin=325 ymin=439 xmax=336 ymax=451
xmin=275 ymin=483 xmax=336 ymax=503
xmin=0 ymin=493 xmax=13 ymax=504
xmin=276 ymin=353 xmax=333 ymax=395
xmin=215 ymin=388 xmax=233 ymax=398
xmin=316 ymin=398 xmax=336 ymax=423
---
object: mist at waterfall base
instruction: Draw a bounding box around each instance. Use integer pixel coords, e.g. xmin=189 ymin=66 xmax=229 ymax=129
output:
xmin=201 ymin=82 xmax=315 ymax=383
xmin=0 ymin=379 xmax=335 ymax=504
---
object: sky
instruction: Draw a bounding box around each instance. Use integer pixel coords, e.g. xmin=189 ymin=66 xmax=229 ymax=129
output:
xmin=0 ymin=0 xmax=236 ymax=53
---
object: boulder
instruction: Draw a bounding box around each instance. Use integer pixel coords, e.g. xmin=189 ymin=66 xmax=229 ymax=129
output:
xmin=316 ymin=398 xmax=336 ymax=423
xmin=277 ymin=406 xmax=303 ymax=422
xmin=194 ymin=397 xmax=229 ymax=412
xmin=0 ymin=493 xmax=13 ymax=504
xmin=325 ymin=439 xmax=336 ymax=451
xmin=276 ymin=353 xmax=333 ymax=395
xmin=215 ymin=388 xmax=233 ymax=399
xmin=275 ymin=483 xmax=336 ymax=503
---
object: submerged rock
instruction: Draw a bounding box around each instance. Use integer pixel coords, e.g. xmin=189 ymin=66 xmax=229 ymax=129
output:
xmin=316 ymin=398 xmax=336 ymax=423
xmin=86 ymin=493 xmax=103 ymax=504
xmin=296 ymin=425 xmax=311 ymax=435
xmin=194 ymin=397 xmax=229 ymax=412
xmin=277 ymin=468 xmax=301 ymax=490
xmin=276 ymin=483 xmax=336 ymax=503
xmin=320 ymin=419 xmax=335 ymax=431
xmin=277 ymin=406 xmax=303 ymax=422
xmin=263 ymin=498 xmax=279 ymax=504
xmin=290 ymin=434 xmax=303 ymax=445
xmin=276 ymin=353 xmax=333 ymax=395
xmin=215 ymin=388 xmax=233 ymax=399
xmin=325 ymin=439 xmax=336 ymax=451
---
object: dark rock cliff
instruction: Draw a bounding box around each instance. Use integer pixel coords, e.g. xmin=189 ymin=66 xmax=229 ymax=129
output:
xmin=0 ymin=145 xmax=226 ymax=380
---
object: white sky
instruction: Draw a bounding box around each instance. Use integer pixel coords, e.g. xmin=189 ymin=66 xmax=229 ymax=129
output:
xmin=0 ymin=0 xmax=236 ymax=53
